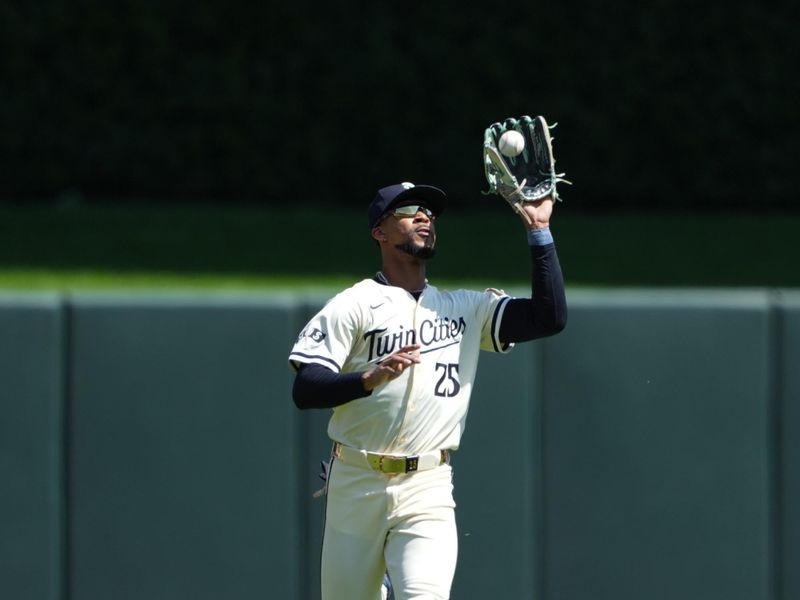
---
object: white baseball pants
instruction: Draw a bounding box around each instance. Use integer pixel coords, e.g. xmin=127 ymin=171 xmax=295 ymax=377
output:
xmin=321 ymin=458 xmax=458 ymax=600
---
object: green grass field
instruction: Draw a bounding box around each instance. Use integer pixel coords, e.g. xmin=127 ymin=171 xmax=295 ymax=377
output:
xmin=1 ymin=204 xmax=798 ymax=291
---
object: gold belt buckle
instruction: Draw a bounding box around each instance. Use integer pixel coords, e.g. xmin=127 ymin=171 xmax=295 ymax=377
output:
xmin=377 ymin=455 xmax=408 ymax=473
xmin=370 ymin=450 xmax=446 ymax=473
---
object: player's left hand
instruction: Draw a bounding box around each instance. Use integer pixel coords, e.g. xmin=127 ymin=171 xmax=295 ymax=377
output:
xmin=483 ymin=115 xmax=571 ymax=227
xmin=518 ymin=195 xmax=554 ymax=230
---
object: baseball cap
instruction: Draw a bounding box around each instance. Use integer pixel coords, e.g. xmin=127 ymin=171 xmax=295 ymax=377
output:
xmin=367 ymin=182 xmax=447 ymax=230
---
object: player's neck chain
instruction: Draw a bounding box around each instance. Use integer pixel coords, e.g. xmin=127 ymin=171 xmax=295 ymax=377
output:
xmin=375 ymin=271 xmax=428 ymax=294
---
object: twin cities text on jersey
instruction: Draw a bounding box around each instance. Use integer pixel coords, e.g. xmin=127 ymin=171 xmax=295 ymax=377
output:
xmin=364 ymin=316 xmax=467 ymax=362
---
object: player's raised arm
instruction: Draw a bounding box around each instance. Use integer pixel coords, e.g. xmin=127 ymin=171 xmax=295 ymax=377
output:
xmin=497 ymin=197 xmax=568 ymax=343
xmin=483 ymin=115 xmax=569 ymax=344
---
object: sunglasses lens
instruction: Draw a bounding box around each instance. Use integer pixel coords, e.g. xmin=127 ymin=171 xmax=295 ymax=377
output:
xmin=393 ymin=205 xmax=435 ymax=219
xmin=394 ymin=205 xmax=420 ymax=217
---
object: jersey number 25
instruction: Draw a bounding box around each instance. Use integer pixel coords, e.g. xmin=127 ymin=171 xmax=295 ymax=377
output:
xmin=434 ymin=363 xmax=460 ymax=397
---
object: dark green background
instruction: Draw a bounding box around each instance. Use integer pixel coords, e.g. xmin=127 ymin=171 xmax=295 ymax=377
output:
xmin=1 ymin=1 xmax=796 ymax=209
xmin=2 ymin=205 xmax=800 ymax=288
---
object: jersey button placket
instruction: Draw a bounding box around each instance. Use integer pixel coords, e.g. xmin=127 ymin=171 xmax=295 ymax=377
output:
xmin=397 ymin=295 xmax=420 ymax=448
xmin=408 ymin=295 xmax=421 ymax=414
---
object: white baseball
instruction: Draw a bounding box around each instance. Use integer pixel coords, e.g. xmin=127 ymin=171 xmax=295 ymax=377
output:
xmin=498 ymin=130 xmax=525 ymax=157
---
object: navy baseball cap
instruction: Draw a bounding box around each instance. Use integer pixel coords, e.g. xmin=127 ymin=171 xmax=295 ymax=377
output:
xmin=368 ymin=182 xmax=447 ymax=230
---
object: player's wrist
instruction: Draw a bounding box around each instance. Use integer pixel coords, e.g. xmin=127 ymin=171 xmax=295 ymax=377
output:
xmin=527 ymin=226 xmax=553 ymax=246
xmin=361 ymin=370 xmax=376 ymax=392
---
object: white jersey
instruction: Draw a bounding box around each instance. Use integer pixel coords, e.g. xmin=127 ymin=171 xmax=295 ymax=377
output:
xmin=289 ymin=278 xmax=514 ymax=455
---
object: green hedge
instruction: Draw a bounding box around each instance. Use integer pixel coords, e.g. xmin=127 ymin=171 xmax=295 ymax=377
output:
xmin=1 ymin=205 xmax=798 ymax=288
xmin=1 ymin=2 xmax=795 ymax=209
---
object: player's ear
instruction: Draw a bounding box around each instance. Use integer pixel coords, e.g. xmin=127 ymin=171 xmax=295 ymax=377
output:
xmin=371 ymin=226 xmax=386 ymax=243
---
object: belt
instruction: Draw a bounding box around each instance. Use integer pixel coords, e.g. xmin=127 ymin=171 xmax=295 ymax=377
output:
xmin=333 ymin=442 xmax=449 ymax=474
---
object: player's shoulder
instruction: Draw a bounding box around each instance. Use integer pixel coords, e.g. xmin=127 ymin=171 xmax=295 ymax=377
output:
xmin=346 ymin=277 xmax=387 ymax=298
xmin=333 ymin=277 xmax=377 ymax=295
xmin=429 ymin=284 xmax=510 ymax=303
xmin=323 ymin=278 xmax=386 ymax=308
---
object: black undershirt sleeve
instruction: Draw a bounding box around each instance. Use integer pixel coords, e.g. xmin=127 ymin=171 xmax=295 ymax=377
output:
xmin=293 ymin=363 xmax=372 ymax=410
xmin=498 ymin=242 xmax=567 ymax=344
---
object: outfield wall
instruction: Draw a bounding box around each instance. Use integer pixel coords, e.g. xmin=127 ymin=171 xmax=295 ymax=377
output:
xmin=1 ymin=289 xmax=797 ymax=600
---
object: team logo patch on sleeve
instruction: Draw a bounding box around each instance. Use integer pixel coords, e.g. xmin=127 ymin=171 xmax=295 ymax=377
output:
xmin=298 ymin=327 xmax=327 ymax=344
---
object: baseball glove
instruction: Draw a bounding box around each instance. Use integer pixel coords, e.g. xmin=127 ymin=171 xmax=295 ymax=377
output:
xmin=483 ymin=115 xmax=571 ymax=225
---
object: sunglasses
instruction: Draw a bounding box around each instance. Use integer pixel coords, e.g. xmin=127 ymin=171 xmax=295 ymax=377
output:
xmin=385 ymin=205 xmax=437 ymax=221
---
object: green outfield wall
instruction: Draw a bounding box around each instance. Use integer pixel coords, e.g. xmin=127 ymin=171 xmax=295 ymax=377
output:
xmin=1 ymin=290 xmax=797 ymax=600
xmin=0 ymin=294 xmax=64 ymax=600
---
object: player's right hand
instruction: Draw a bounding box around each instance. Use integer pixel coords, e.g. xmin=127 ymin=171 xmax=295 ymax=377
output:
xmin=361 ymin=344 xmax=422 ymax=391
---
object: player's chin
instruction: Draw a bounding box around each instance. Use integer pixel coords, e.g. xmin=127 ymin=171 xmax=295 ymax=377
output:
xmin=413 ymin=244 xmax=436 ymax=260
xmin=396 ymin=241 xmax=436 ymax=260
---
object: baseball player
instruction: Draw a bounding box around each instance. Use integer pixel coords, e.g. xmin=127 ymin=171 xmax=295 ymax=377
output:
xmin=289 ymin=117 xmax=568 ymax=600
